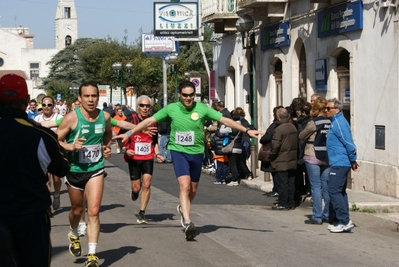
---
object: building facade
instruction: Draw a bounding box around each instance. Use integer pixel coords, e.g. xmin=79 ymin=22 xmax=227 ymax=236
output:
xmin=0 ymin=0 xmax=77 ymax=101
xmin=202 ymin=0 xmax=399 ymax=197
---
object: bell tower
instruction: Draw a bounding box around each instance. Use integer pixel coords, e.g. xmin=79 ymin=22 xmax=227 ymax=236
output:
xmin=55 ymin=0 xmax=78 ymax=49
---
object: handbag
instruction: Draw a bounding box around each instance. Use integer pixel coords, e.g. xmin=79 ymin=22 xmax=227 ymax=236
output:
xmin=258 ymin=143 xmax=271 ymax=162
xmin=221 ymin=132 xmax=241 ymax=154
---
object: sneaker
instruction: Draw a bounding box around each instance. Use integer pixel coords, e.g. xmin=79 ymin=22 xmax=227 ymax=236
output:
xmin=77 ymin=222 xmax=87 ymax=236
xmin=184 ymin=222 xmax=196 ymax=241
xmin=214 ymin=181 xmax=222 ymax=185
xmin=85 ymin=253 xmax=99 ymax=267
xmin=68 ymin=232 xmax=82 ymax=257
xmin=137 ymin=212 xmax=147 ymax=224
xmin=304 ymin=219 xmax=323 ymax=225
xmin=116 ymin=148 xmax=121 ymax=154
xmin=329 ymin=220 xmax=354 ymax=233
xmin=266 ymin=192 xmax=279 ymax=197
xmin=327 ymin=219 xmax=352 ymax=230
xmin=177 ymin=205 xmax=185 ymax=228
xmin=52 ymin=194 xmax=61 ymax=210
xmin=227 ymin=181 xmax=239 ymax=186
xmin=131 ymin=191 xmax=139 ymax=201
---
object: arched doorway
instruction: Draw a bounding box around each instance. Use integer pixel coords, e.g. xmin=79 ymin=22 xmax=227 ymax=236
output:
xmin=336 ymin=50 xmax=350 ymax=123
xmin=299 ymin=44 xmax=307 ymax=99
xmin=274 ymin=59 xmax=283 ymax=106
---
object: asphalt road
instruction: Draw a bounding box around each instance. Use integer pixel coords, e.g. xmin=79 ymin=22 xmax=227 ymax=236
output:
xmin=50 ymin=154 xmax=399 ymax=267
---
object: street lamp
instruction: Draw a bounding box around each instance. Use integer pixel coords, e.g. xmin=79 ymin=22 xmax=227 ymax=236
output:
xmin=112 ymin=62 xmax=132 ymax=105
xmin=184 ymin=72 xmax=190 ymax=80
xmin=235 ymin=15 xmax=255 ymax=49
xmin=165 ymin=53 xmax=178 ymax=102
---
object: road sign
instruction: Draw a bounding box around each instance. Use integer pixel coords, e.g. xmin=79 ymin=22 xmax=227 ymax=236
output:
xmin=190 ymin=77 xmax=201 ymax=94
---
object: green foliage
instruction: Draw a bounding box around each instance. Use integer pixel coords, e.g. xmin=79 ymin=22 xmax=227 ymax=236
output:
xmin=45 ymin=80 xmax=75 ymax=103
xmin=43 ymin=27 xmax=214 ymax=105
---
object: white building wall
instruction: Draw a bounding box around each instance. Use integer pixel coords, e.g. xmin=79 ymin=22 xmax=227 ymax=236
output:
xmin=212 ymin=1 xmax=399 ymax=197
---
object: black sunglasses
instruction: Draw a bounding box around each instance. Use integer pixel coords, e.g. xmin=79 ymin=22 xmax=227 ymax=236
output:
xmin=181 ymin=93 xmax=195 ymax=98
xmin=42 ymin=103 xmax=53 ymax=107
xmin=325 ymin=107 xmax=337 ymax=111
xmin=138 ymin=103 xmax=151 ymax=108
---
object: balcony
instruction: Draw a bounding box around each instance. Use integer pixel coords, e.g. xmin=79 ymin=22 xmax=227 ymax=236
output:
xmin=237 ymin=0 xmax=288 ymax=19
xmin=202 ymin=0 xmax=239 ymax=33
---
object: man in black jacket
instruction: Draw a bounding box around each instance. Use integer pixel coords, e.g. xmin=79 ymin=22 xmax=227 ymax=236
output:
xmin=0 ymin=74 xmax=70 ymax=266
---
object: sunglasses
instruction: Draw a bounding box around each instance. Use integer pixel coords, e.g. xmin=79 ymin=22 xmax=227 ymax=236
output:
xmin=181 ymin=93 xmax=195 ymax=98
xmin=138 ymin=103 xmax=151 ymax=108
xmin=42 ymin=103 xmax=53 ymax=107
xmin=325 ymin=107 xmax=337 ymax=111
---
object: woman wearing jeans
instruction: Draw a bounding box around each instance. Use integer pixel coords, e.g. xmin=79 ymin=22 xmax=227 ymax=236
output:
xmin=299 ymin=97 xmax=331 ymax=224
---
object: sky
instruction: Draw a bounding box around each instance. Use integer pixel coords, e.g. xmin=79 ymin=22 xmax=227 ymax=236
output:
xmin=0 ymin=0 xmax=196 ymax=49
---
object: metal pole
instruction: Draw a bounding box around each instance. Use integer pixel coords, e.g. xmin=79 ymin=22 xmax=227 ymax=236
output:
xmin=175 ymin=70 xmax=178 ymax=102
xmin=120 ymin=73 xmax=122 ymax=105
xmin=163 ymin=58 xmax=168 ymax=107
xmin=110 ymin=85 xmax=113 ymax=104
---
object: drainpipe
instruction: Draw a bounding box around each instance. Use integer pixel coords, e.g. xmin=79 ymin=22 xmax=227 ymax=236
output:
xmin=249 ymin=33 xmax=258 ymax=178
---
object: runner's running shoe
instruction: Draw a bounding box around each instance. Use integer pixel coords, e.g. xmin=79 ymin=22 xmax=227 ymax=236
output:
xmin=184 ymin=222 xmax=196 ymax=241
xmin=177 ymin=205 xmax=184 ymax=227
xmin=85 ymin=253 xmax=99 ymax=267
xmin=68 ymin=232 xmax=82 ymax=257
xmin=77 ymin=222 xmax=87 ymax=236
xmin=137 ymin=212 xmax=147 ymax=224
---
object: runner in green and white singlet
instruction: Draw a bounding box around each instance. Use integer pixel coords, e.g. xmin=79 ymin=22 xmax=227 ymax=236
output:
xmin=57 ymin=83 xmax=112 ymax=267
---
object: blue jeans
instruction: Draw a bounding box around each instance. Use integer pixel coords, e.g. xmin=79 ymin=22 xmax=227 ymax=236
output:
xmin=215 ymin=161 xmax=228 ymax=182
xmin=328 ymin=166 xmax=351 ymax=225
xmin=305 ymin=162 xmax=330 ymax=222
xmin=159 ymin=134 xmax=172 ymax=162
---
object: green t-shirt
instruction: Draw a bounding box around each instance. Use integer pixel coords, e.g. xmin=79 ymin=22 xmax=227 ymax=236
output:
xmin=66 ymin=108 xmax=106 ymax=173
xmin=153 ymin=101 xmax=222 ymax=154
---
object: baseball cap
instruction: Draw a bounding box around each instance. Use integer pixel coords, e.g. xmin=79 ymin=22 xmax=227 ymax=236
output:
xmin=0 ymin=74 xmax=28 ymax=100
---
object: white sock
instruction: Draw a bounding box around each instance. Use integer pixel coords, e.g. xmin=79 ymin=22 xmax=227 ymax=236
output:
xmin=69 ymin=228 xmax=78 ymax=237
xmin=88 ymin=243 xmax=97 ymax=254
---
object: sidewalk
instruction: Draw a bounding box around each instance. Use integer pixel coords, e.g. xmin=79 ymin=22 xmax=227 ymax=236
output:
xmin=202 ymin=168 xmax=399 ymax=224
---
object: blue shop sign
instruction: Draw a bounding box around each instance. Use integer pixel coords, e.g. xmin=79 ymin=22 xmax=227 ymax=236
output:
xmin=318 ymin=1 xmax=363 ymax=38
xmin=261 ymin=22 xmax=290 ymax=51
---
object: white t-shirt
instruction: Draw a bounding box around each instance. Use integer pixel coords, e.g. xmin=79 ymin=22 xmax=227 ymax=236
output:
xmin=34 ymin=113 xmax=63 ymax=132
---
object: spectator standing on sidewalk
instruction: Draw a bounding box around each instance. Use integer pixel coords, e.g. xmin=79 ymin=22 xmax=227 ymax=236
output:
xmin=260 ymin=105 xmax=284 ymax=197
xmin=0 ymin=74 xmax=70 ymax=267
xmin=325 ymin=98 xmax=359 ymax=233
xmin=269 ymin=107 xmax=298 ymax=210
xmin=299 ymin=97 xmax=331 ymax=225
xmin=113 ymin=81 xmax=262 ymax=240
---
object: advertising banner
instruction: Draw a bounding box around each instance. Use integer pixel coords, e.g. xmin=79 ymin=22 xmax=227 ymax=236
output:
xmin=154 ymin=2 xmax=199 ymax=37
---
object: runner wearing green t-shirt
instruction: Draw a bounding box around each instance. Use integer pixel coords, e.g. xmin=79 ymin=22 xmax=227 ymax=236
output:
xmin=57 ymin=82 xmax=112 ymax=267
xmin=114 ymin=81 xmax=263 ymax=240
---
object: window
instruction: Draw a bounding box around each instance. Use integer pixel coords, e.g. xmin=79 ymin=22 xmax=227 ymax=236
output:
xmin=64 ymin=7 xmax=71 ymax=18
xmin=30 ymin=63 xmax=40 ymax=80
xmin=65 ymin=36 xmax=72 ymax=47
